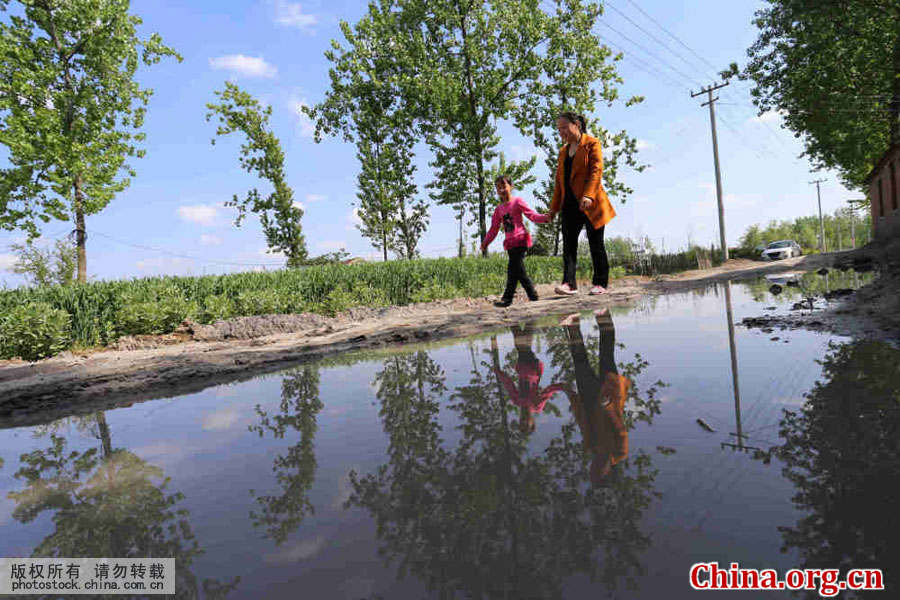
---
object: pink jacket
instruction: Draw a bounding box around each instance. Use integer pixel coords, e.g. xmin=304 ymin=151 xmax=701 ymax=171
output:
xmin=494 ymin=363 xmax=567 ymax=414
xmin=482 ymin=196 xmax=551 ymax=251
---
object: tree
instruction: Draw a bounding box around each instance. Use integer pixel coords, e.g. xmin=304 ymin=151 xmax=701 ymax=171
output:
xmin=349 ymin=330 xmax=669 ymax=596
xmin=408 ymin=0 xmax=562 ymax=257
xmin=761 ymin=340 xmax=900 ymax=596
xmin=0 ymin=0 xmax=181 ymax=282
xmin=519 ymin=0 xmax=645 ymax=256
xmin=7 ymin=411 xmax=239 ymax=598
xmin=206 ymin=82 xmax=307 ymax=267
xmin=8 ymin=237 xmax=76 ymax=286
xmin=248 ymin=365 xmax=323 ymax=545
xmin=306 ymin=6 xmax=426 ymax=261
xmin=734 ymin=0 xmax=900 ymax=190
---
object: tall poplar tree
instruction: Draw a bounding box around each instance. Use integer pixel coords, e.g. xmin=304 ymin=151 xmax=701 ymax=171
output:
xmin=518 ymin=0 xmax=645 ymax=255
xmin=0 ymin=0 xmax=181 ymax=282
xmin=207 ymin=82 xmax=308 ymax=266
xmin=306 ymin=7 xmax=427 ymax=261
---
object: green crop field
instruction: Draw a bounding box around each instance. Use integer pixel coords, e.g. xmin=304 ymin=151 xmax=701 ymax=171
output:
xmin=0 ymin=249 xmax=711 ymax=361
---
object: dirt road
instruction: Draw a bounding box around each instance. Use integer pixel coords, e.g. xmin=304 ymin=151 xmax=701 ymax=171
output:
xmin=1 ymin=246 xmax=893 ymax=427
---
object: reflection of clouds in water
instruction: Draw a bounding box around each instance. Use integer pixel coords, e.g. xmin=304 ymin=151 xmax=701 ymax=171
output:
xmin=133 ymin=442 xmax=191 ymax=469
xmin=201 ymin=406 xmax=244 ymax=431
xmin=263 ymin=535 xmax=327 ymax=565
xmin=331 ymin=468 xmax=357 ymax=510
xmin=0 ymin=496 xmax=13 ymax=527
xmin=211 ymin=385 xmax=241 ymax=399
xmin=774 ymin=396 xmax=806 ymax=407
xmin=340 ymin=576 xmax=376 ymax=599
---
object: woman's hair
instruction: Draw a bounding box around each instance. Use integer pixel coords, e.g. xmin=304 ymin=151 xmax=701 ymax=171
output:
xmin=558 ymin=111 xmax=588 ymax=134
xmin=495 ymin=174 xmax=513 ymax=187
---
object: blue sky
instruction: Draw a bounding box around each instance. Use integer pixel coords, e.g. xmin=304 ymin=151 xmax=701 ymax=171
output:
xmin=0 ymin=0 xmax=862 ymax=286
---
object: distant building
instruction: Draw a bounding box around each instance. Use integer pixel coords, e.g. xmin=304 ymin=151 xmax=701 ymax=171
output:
xmin=866 ymin=144 xmax=900 ymax=239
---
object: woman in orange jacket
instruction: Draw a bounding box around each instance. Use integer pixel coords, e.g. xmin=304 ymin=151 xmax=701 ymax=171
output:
xmin=560 ymin=309 xmax=630 ymax=485
xmin=548 ymin=112 xmax=616 ymax=296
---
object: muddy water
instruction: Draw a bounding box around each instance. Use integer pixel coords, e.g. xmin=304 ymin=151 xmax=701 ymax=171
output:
xmin=0 ymin=275 xmax=896 ymax=599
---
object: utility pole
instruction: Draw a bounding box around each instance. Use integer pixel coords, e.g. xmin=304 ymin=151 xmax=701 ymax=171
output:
xmin=849 ymin=206 xmax=856 ymax=248
xmin=809 ymin=178 xmax=827 ymax=252
xmin=692 ymin=81 xmax=730 ymax=261
xmin=836 ymin=217 xmax=843 ymax=251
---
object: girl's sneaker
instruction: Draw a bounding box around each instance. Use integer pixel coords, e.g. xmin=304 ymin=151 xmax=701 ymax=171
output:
xmin=494 ymin=298 xmax=512 ymax=308
xmin=559 ymin=313 xmax=580 ymax=327
xmin=554 ymin=283 xmax=577 ymax=296
xmin=589 ymin=285 xmax=608 ymax=295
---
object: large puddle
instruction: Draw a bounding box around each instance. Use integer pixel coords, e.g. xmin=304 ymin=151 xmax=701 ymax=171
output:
xmin=0 ymin=272 xmax=896 ymax=599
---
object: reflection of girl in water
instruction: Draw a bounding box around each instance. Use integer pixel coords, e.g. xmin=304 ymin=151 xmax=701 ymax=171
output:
xmin=493 ymin=322 xmax=566 ymax=433
xmin=560 ymin=309 xmax=631 ymax=484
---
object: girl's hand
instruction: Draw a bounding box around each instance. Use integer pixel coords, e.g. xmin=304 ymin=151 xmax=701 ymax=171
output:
xmin=580 ymin=197 xmax=593 ymax=211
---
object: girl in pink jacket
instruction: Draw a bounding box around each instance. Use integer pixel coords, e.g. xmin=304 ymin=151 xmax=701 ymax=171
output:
xmin=481 ymin=175 xmax=553 ymax=307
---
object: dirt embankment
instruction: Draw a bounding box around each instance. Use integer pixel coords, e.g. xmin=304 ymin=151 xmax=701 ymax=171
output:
xmin=739 ymin=238 xmax=900 ymax=342
xmin=0 ymin=246 xmax=894 ymax=427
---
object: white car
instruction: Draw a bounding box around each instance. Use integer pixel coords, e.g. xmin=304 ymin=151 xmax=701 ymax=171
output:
xmin=761 ymin=240 xmax=802 ymax=260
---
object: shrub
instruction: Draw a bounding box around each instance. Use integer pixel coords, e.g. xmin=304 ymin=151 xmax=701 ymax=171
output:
xmin=202 ymin=294 xmax=234 ymax=323
xmin=115 ymin=288 xmax=196 ymax=336
xmin=0 ymin=302 xmax=71 ymax=361
xmin=235 ymin=289 xmax=284 ymax=316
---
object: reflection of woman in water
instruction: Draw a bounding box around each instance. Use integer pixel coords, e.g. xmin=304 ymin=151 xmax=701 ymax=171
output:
xmin=493 ymin=322 xmax=566 ymax=433
xmin=561 ymin=309 xmax=631 ymax=484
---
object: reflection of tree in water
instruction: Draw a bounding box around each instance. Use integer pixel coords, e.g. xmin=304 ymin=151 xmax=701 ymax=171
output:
xmin=349 ymin=326 xmax=669 ymax=598
xmin=7 ymin=412 xmax=238 ymax=599
xmin=766 ymin=341 xmax=900 ymax=597
xmin=249 ymin=365 xmax=323 ymax=545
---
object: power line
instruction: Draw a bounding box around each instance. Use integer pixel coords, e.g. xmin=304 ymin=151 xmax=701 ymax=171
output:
xmin=596 ymin=21 xmax=703 ymax=89
xmin=91 ymin=230 xmax=286 ymax=268
xmin=604 ymin=0 xmax=712 ymax=84
xmin=611 ymin=0 xmax=798 ymax=156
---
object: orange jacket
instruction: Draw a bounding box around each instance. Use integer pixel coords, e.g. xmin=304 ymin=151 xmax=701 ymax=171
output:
xmin=550 ymin=133 xmax=616 ymax=230
xmin=567 ymin=373 xmax=631 ymax=465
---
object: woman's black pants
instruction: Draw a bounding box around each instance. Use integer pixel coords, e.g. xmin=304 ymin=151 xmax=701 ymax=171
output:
xmin=561 ymin=209 xmax=609 ymax=289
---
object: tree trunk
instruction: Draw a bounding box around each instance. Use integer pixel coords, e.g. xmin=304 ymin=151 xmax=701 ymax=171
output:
xmin=74 ymin=174 xmax=87 ymax=283
xmin=476 ymin=143 xmax=487 ymax=257
xmin=458 ymin=211 xmax=464 ymax=258
xmin=96 ymin=411 xmax=113 ymax=459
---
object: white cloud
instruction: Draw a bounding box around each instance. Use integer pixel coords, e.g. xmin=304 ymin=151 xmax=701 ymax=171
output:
xmin=751 ymin=109 xmax=785 ymax=125
xmin=346 ymin=207 xmax=362 ymax=231
xmin=316 ymin=240 xmax=346 ymax=252
xmin=201 ymin=407 xmax=242 ymax=431
xmin=273 ymin=1 xmax=317 ymax=30
xmin=293 ymin=201 xmax=305 ymax=213
xmin=636 ymin=139 xmax=655 ymax=151
xmin=509 ymin=144 xmax=540 ymax=163
xmin=0 ymin=254 xmax=17 ymax=271
xmin=178 ymin=204 xmax=219 ymax=226
xmin=305 ymin=193 xmax=325 ymax=203
xmin=199 ymin=234 xmax=222 ymax=246
xmin=264 ymin=536 xmax=327 ymax=565
xmin=288 ymin=94 xmax=315 ymax=137
xmin=209 ymin=54 xmax=277 ymax=79
xmin=136 ymin=257 xmax=188 ymax=271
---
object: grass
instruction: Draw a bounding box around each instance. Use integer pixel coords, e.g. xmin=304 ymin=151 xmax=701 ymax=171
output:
xmin=0 ymin=249 xmax=707 ymax=360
